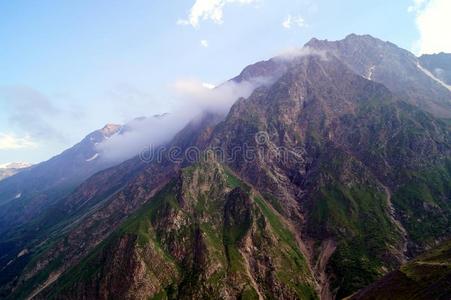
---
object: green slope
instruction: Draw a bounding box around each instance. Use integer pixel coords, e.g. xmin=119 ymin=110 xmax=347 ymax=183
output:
xmin=349 ymin=239 xmax=451 ymax=300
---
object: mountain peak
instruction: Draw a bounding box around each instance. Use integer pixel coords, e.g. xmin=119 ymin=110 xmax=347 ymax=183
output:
xmin=305 ymin=33 xmax=386 ymax=49
xmin=100 ymin=123 xmax=121 ymax=137
xmin=303 ymin=33 xmax=451 ymax=118
xmin=345 ymin=33 xmax=377 ymax=40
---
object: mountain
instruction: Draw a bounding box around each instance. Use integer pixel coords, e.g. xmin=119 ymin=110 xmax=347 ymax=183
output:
xmin=204 ymin=53 xmax=450 ymax=298
xmin=306 ymin=34 xmax=451 ymax=118
xmin=0 ymin=114 xmax=220 ymax=299
xmin=419 ymin=53 xmax=451 ymax=86
xmin=0 ymin=124 xmax=121 ymax=234
xmin=36 ymin=161 xmax=318 ymax=300
xmin=0 ymin=163 xmax=32 ymax=181
xmin=348 ymin=239 xmax=451 ymax=300
xmin=0 ymin=34 xmax=450 ymax=300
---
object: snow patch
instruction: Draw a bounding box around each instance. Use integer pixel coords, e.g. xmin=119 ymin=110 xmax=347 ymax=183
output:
xmin=417 ymin=62 xmax=451 ymax=92
xmin=85 ymin=153 xmax=99 ymax=162
xmin=366 ymin=65 xmax=376 ymax=80
xmin=17 ymin=249 xmax=28 ymax=258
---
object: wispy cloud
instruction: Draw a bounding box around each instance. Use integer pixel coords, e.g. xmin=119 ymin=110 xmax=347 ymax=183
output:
xmin=282 ymin=15 xmax=306 ymax=29
xmin=408 ymin=0 xmax=427 ymax=12
xmin=96 ymin=76 xmax=273 ymax=162
xmin=408 ymin=0 xmax=451 ymax=54
xmin=105 ymin=83 xmax=161 ymax=120
xmin=275 ymin=46 xmax=328 ymax=61
xmin=202 ymin=82 xmax=216 ymax=89
xmin=0 ymin=133 xmax=37 ymax=150
xmin=200 ymin=39 xmax=209 ymax=47
xmin=0 ymin=86 xmax=80 ymax=142
xmin=177 ymin=0 xmax=258 ymax=28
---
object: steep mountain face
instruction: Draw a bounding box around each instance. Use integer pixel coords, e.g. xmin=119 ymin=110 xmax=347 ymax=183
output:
xmin=36 ymin=161 xmax=318 ymax=300
xmin=1 ymin=35 xmax=450 ymax=300
xmin=0 ymin=124 xmax=128 ymax=298
xmin=206 ymin=54 xmax=450 ymax=298
xmin=419 ymin=53 xmax=451 ymax=86
xmin=349 ymin=239 xmax=451 ymax=300
xmin=232 ymin=59 xmax=288 ymax=83
xmin=306 ymin=34 xmax=451 ymax=118
xmin=0 ymin=113 xmax=221 ymax=300
xmin=0 ymin=163 xmax=32 ymax=181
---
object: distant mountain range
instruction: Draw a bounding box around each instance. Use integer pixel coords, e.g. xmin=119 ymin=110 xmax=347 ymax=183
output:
xmin=0 ymin=34 xmax=450 ymax=300
xmin=0 ymin=162 xmax=32 ymax=181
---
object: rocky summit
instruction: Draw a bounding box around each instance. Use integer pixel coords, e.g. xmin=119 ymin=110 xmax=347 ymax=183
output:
xmin=0 ymin=34 xmax=450 ymax=300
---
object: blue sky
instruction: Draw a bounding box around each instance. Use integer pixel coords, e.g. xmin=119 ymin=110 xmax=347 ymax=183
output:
xmin=0 ymin=0 xmax=449 ymax=164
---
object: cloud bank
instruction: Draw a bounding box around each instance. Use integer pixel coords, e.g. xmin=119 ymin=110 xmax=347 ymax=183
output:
xmin=409 ymin=0 xmax=451 ymax=54
xmin=95 ymin=44 xmax=328 ymax=163
xmin=95 ymin=76 xmax=270 ymax=162
xmin=0 ymin=133 xmax=37 ymax=150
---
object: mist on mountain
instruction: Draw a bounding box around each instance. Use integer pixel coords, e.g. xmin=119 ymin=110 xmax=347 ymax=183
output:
xmin=95 ymin=75 xmax=277 ymax=162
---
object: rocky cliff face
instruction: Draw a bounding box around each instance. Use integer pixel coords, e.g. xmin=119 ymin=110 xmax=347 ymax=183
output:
xmin=306 ymin=34 xmax=451 ymax=118
xmin=35 ymin=161 xmax=318 ymax=300
xmin=1 ymin=35 xmax=450 ymax=300
xmin=205 ymin=54 xmax=450 ymax=297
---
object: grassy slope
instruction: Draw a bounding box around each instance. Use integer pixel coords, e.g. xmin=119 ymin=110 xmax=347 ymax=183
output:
xmin=392 ymin=159 xmax=451 ymax=247
xmin=349 ymin=239 xmax=451 ymax=300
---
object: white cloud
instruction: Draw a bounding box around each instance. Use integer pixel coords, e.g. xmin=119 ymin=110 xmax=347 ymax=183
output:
xmin=282 ymin=15 xmax=306 ymax=29
xmin=275 ymin=46 xmax=328 ymax=61
xmin=200 ymin=39 xmax=209 ymax=47
xmin=170 ymin=78 xmax=257 ymax=113
xmin=0 ymin=133 xmax=37 ymax=150
xmin=96 ymin=76 xmax=274 ymax=162
xmin=0 ymin=162 xmax=32 ymax=169
xmin=178 ymin=0 xmax=258 ymax=28
xmin=202 ymin=82 xmax=216 ymax=89
xmin=408 ymin=0 xmax=427 ymax=12
xmin=0 ymin=86 xmax=80 ymax=142
xmin=169 ymin=75 xmax=277 ymax=119
xmin=409 ymin=0 xmax=451 ymax=54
